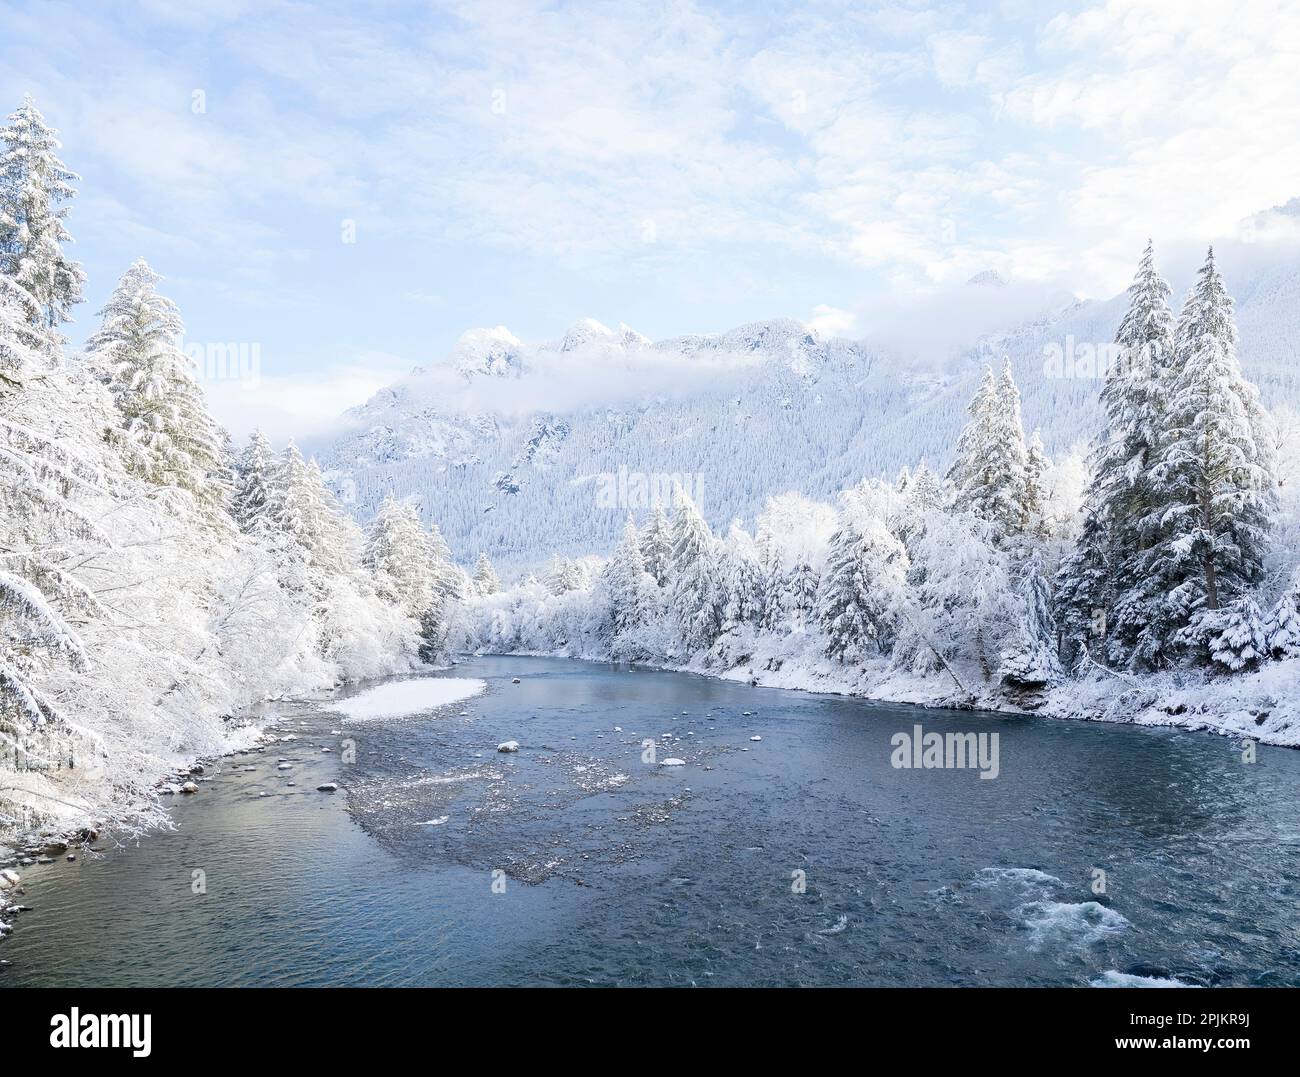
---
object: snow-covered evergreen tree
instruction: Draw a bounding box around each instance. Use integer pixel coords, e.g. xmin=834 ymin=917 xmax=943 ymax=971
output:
xmin=719 ymin=521 xmax=765 ymax=636
xmin=232 ymin=429 xmax=275 ymax=533
xmin=1200 ymin=597 xmax=1270 ymax=672
xmin=86 ymin=260 xmax=229 ymax=516
xmin=363 ymin=496 xmax=439 ymax=617
xmin=1138 ymin=249 xmax=1277 ymax=666
xmin=1264 ymin=572 xmax=1300 ymax=659
xmin=1024 ymin=430 xmax=1049 ymax=536
xmin=1062 ymin=241 xmax=1177 ymax=668
xmin=593 ymin=515 xmax=657 ymax=657
xmin=639 ymin=504 xmax=672 ymax=587
xmin=473 ymin=552 xmax=501 ymax=596
xmin=817 ymin=490 xmax=908 ymax=661
xmin=544 ymin=556 xmax=585 ymax=596
xmin=0 ymin=96 xmax=84 ymax=330
xmin=999 ymin=565 xmax=1063 ymax=687
xmin=947 ymin=361 xmax=1030 ymax=537
xmin=669 ymin=490 xmax=723 ymax=653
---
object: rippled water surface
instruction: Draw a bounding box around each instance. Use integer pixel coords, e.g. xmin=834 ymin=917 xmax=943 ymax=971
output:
xmin=3 ymin=655 xmax=1299 ymax=986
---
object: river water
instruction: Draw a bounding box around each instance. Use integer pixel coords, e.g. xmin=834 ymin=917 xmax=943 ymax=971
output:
xmin=3 ymin=655 xmax=1298 ymax=986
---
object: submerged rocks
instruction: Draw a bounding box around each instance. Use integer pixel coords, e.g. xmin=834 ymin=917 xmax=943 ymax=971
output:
xmin=497 ymin=741 xmax=520 ymax=753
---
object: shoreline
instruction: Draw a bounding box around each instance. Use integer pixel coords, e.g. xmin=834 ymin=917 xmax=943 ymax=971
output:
xmin=462 ymin=644 xmax=1300 ymax=749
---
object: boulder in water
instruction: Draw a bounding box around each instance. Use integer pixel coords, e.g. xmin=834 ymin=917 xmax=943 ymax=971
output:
xmin=180 ymin=781 xmax=199 ymax=794
xmin=316 ymin=783 xmax=339 ymax=793
xmin=497 ymin=741 xmax=520 ymax=753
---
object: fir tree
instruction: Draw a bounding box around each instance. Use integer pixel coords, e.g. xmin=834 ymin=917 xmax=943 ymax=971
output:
xmin=1139 ymin=249 xmax=1277 ymax=665
xmin=232 ymin=429 xmax=275 ymax=533
xmin=639 ymin=504 xmax=672 ymax=586
xmin=947 ymin=361 xmax=1029 ymax=537
xmin=0 ymin=96 xmax=84 ymax=330
xmin=1264 ymin=573 xmax=1300 ymax=659
xmin=87 ymin=260 xmax=229 ymax=516
xmin=1065 ymin=241 xmax=1177 ymax=668
xmin=473 ymin=552 xmax=501 ymax=596
xmin=817 ymin=497 xmax=907 ymax=661
xmin=363 ymin=495 xmax=439 ymax=617
xmin=668 ymin=491 xmax=723 ymax=653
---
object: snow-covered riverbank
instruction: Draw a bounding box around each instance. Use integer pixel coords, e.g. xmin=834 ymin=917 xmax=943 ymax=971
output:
xmin=468 ymin=643 xmax=1300 ymax=748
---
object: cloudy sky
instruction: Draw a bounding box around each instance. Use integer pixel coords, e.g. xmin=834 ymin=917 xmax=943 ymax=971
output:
xmin=4 ymin=0 xmax=1300 ymax=438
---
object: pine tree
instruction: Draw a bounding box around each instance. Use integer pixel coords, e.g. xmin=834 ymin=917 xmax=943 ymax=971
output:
xmin=0 ymin=96 xmax=84 ymax=330
xmin=905 ymin=458 xmax=946 ymax=513
xmin=817 ymin=497 xmax=908 ymax=661
xmin=719 ymin=522 xmax=764 ymax=636
xmin=268 ymin=441 xmax=346 ymax=572
xmin=1024 ymin=430 xmax=1048 ymax=535
xmin=947 ymin=361 xmax=1029 ymax=536
xmin=544 ymin=556 xmax=584 ymax=595
xmin=668 ymin=491 xmax=723 ymax=653
xmin=639 ymin=504 xmax=672 ymax=586
xmin=233 ymin=429 xmax=275 ymax=533
xmin=786 ymin=560 xmax=820 ymax=631
xmin=599 ymin=515 xmax=654 ymax=655
xmin=473 ymin=552 xmax=501 ymax=595
xmin=1138 ymin=249 xmax=1277 ymax=665
xmin=1200 ymin=597 xmax=1270 ymax=672
xmin=87 ymin=260 xmax=228 ymax=516
xmin=999 ymin=565 xmax=1062 ymax=687
xmin=427 ymin=520 xmax=463 ymax=603
xmin=363 ymin=496 xmax=438 ymax=617
xmin=1063 ymin=241 xmax=1177 ymax=668
xmin=1264 ymin=573 xmax=1300 ymax=659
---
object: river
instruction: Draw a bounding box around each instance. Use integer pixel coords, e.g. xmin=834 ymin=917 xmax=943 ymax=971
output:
xmin=2 ymin=655 xmax=1298 ymax=986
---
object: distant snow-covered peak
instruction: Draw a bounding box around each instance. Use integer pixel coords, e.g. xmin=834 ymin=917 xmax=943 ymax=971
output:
xmin=553 ymin=317 xmax=619 ymax=353
xmin=967 ymin=269 xmax=1009 ymax=288
xmin=451 ymin=325 xmax=524 ymax=378
xmin=617 ymin=322 xmax=651 ymax=349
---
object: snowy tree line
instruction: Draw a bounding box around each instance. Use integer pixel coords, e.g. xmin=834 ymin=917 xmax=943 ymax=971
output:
xmin=0 ymin=98 xmax=464 ymax=835
xmin=459 ymin=242 xmax=1300 ymax=696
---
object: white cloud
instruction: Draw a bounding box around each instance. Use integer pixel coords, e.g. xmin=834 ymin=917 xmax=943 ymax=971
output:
xmin=807 ymin=304 xmax=857 ymax=337
xmin=198 ymin=352 xmax=417 ymax=445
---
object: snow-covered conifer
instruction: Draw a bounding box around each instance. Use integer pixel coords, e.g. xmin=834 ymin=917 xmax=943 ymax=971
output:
xmin=473 ymin=552 xmax=501 ymax=596
xmin=639 ymin=505 xmax=672 ymax=587
xmin=1136 ymin=249 xmax=1277 ymax=665
xmin=0 ymin=96 xmax=84 ymax=329
xmin=87 ymin=260 xmax=229 ymax=516
xmin=233 ymin=429 xmax=275 ymax=533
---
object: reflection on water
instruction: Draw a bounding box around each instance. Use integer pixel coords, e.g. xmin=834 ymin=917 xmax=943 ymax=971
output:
xmin=3 ymin=655 xmax=1298 ymax=986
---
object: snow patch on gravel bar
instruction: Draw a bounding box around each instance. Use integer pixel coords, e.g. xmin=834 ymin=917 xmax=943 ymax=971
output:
xmin=336 ymin=678 xmax=487 ymax=721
